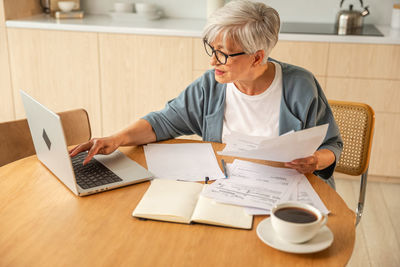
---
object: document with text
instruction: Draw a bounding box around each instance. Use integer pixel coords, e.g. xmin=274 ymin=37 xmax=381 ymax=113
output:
xmin=288 ymin=176 xmax=330 ymax=214
xmin=201 ymin=176 xmax=297 ymax=210
xmin=207 ymin=160 xmax=329 ymax=215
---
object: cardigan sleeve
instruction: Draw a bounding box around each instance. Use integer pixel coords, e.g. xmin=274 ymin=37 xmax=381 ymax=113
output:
xmin=142 ymin=75 xmax=206 ymax=141
xmin=303 ymin=77 xmax=343 ymax=179
xmin=282 ymin=65 xmax=343 ymax=179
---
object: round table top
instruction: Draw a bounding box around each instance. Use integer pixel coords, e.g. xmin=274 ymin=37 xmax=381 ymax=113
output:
xmin=0 ymin=139 xmax=355 ymax=267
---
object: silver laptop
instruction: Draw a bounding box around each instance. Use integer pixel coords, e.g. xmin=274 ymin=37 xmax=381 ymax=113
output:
xmin=20 ymin=90 xmax=153 ymax=196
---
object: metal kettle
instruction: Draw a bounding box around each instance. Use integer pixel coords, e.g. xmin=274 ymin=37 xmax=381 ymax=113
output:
xmin=336 ymin=0 xmax=370 ymax=35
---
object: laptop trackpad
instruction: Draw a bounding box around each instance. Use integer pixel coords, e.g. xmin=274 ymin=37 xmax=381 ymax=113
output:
xmin=94 ymin=150 xmax=153 ymax=181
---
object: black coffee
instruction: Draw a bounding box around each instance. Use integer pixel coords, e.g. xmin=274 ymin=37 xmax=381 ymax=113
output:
xmin=274 ymin=207 xmax=318 ymax=223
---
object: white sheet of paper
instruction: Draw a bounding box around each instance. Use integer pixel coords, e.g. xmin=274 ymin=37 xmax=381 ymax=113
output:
xmin=219 ymin=124 xmax=329 ymax=162
xmin=227 ymin=159 xmax=302 ymax=181
xmin=202 ymin=176 xmax=290 ymax=210
xmin=244 ymin=206 xmax=271 ymax=215
xmin=222 ymin=130 xmax=294 ymax=154
xmin=226 ymin=160 xmax=299 ymax=215
xmin=290 ymin=176 xmax=330 ymax=215
xmin=144 ymin=143 xmax=225 ymax=181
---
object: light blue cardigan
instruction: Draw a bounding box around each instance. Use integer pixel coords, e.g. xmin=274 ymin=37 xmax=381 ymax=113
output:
xmin=143 ymin=59 xmax=343 ymax=186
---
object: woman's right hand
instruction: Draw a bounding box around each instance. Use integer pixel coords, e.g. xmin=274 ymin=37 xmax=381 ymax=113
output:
xmin=69 ymin=135 xmax=121 ymax=165
xmin=69 ymin=119 xmax=156 ymax=165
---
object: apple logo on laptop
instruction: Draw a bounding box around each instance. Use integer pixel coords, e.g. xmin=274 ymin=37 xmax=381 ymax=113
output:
xmin=42 ymin=129 xmax=51 ymax=150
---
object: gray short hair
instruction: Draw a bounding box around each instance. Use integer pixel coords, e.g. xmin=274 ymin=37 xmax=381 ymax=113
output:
xmin=202 ymin=0 xmax=280 ymax=64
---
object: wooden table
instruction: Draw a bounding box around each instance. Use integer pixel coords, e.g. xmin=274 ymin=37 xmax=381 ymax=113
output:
xmin=0 ymin=139 xmax=355 ymax=266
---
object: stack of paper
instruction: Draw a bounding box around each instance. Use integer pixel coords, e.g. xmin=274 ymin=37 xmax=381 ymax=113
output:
xmin=144 ymin=143 xmax=225 ymax=181
xmin=201 ymin=160 xmax=329 ymax=215
xmin=219 ymin=124 xmax=329 ymax=162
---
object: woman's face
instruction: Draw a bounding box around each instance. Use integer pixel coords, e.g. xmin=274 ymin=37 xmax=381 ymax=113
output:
xmin=209 ymin=34 xmax=254 ymax=84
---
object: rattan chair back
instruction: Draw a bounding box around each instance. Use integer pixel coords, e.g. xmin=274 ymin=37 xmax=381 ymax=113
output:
xmin=329 ymin=100 xmax=375 ymax=176
xmin=0 ymin=108 xmax=91 ymax=167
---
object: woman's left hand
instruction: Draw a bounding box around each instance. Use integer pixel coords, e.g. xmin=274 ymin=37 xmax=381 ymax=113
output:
xmin=284 ymin=149 xmax=335 ymax=174
xmin=284 ymin=154 xmax=319 ymax=174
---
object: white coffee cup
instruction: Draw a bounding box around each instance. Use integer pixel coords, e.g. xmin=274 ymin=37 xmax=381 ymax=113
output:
xmin=271 ymin=202 xmax=327 ymax=243
xmin=114 ymin=2 xmax=134 ymax=13
xmin=58 ymin=1 xmax=78 ymax=12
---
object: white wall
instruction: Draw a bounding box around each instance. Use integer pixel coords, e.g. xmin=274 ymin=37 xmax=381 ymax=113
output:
xmin=81 ymin=0 xmax=397 ymax=25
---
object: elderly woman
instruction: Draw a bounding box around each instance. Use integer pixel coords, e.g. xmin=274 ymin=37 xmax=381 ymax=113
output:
xmin=70 ymin=0 xmax=342 ymax=188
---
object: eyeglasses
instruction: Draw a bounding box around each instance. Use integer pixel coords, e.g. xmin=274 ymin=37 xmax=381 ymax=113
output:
xmin=203 ymin=39 xmax=246 ymax=65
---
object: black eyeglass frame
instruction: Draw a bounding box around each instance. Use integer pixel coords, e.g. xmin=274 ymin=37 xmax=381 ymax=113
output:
xmin=203 ymin=39 xmax=246 ymax=65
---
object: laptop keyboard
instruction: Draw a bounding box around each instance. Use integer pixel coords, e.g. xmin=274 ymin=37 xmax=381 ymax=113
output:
xmin=71 ymin=152 xmax=123 ymax=189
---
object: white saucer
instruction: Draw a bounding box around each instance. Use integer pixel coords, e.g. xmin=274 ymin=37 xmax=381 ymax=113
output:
xmin=256 ymin=218 xmax=334 ymax=254
xmin=108 ymin=11 xmax=162 ymax=21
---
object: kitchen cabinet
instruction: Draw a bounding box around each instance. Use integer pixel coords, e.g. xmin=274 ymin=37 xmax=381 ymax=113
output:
xmin=325 ymin=77 xmax=400 ymax=177
xmin=270 ymin=41 xmax=329 ymax=77
xmin=327 ymin=43 xmax=400 ymax=79
xmin=0 ymin=4 xmax=14 ymax=122
xmin=3 ymin=27 xmax=400 ymax=177
xmin=6 ymin=28 xmax=103 ymax=137
xmin=0 ymin=0 xmax=4 ymax=24
xmin=369 ymin=113 xmax=400 ymax=177
xmin=325 ymin=78 xmax=400 ymax=114
xmin=192 ymin=38 xmax=211 ymax=72
xmin=269 ymin=40 xmax=328 ymax=88
xmin=324 ymin=44 xmax=400 ymax=177
xmin=98 ymin=33 xmax=193 ymax=136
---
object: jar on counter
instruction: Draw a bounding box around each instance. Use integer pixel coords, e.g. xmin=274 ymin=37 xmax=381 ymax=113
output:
xmin=392 ymin=4 xmax=400 ymax=29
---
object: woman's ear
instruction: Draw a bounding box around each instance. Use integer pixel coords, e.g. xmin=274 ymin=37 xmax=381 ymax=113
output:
xmin=252 ymin=50 xmax=265 ymax=66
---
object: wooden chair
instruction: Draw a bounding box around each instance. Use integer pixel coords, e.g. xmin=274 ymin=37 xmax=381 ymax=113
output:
xmin=0 ymin=108 xmax=91 ymax=167
xmin=329 ymin=100 xmax=375 ymax=226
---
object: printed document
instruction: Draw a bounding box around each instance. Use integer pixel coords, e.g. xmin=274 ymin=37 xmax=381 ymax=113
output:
xmin=288 ymin=176 xmax=330 ymax=214
xmin=219 ymin=124 xmax=329 ymax=162
xmin=144 ymin=143 xmax=225 ymax=181
xmin=210 ymin=160 xmax=329 ymax=215
xmin=202 ymin=176 xmax=297 ymax=210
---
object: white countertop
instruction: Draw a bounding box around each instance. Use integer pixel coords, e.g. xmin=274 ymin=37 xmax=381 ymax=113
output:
xmin=6 ymin=14 xmax=400 ymax=44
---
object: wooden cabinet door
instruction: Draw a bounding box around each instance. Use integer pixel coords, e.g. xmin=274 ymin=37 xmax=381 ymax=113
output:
xmin=325 ymin=77 xmax=400 ymax=177
xmin=369 ymin=113 xmax=400 ymax=177
xmin=0 ymin=26 xmax=14 ymax=122
xmin=99 ymin=33 xmax=193 ymax=136
xmin=270 ymin=41 xmax=329 ymax=76
xmin=192 ymin=37 xmax=211 ymax=72
xmin=0 ymin=0 xmax=5 ymax=24
xmin=7 ymin=28 xmax=102 ymax=137
xmin=327 ymin=43 xmax=400 ymax=79
xmin=325 ymin=78 xmax=400 ymax=114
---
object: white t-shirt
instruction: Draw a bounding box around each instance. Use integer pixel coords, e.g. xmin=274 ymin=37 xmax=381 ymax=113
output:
xmin=222 ymin=61 xmax=283 ymax=143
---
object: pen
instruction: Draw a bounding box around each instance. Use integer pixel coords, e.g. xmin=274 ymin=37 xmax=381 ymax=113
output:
xmin=221 ymin=159 xmax=228 ymax=179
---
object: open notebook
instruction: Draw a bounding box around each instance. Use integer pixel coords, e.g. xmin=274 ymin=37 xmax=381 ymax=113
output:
xmin=132 ymin=179 xmax=253 ymax=229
